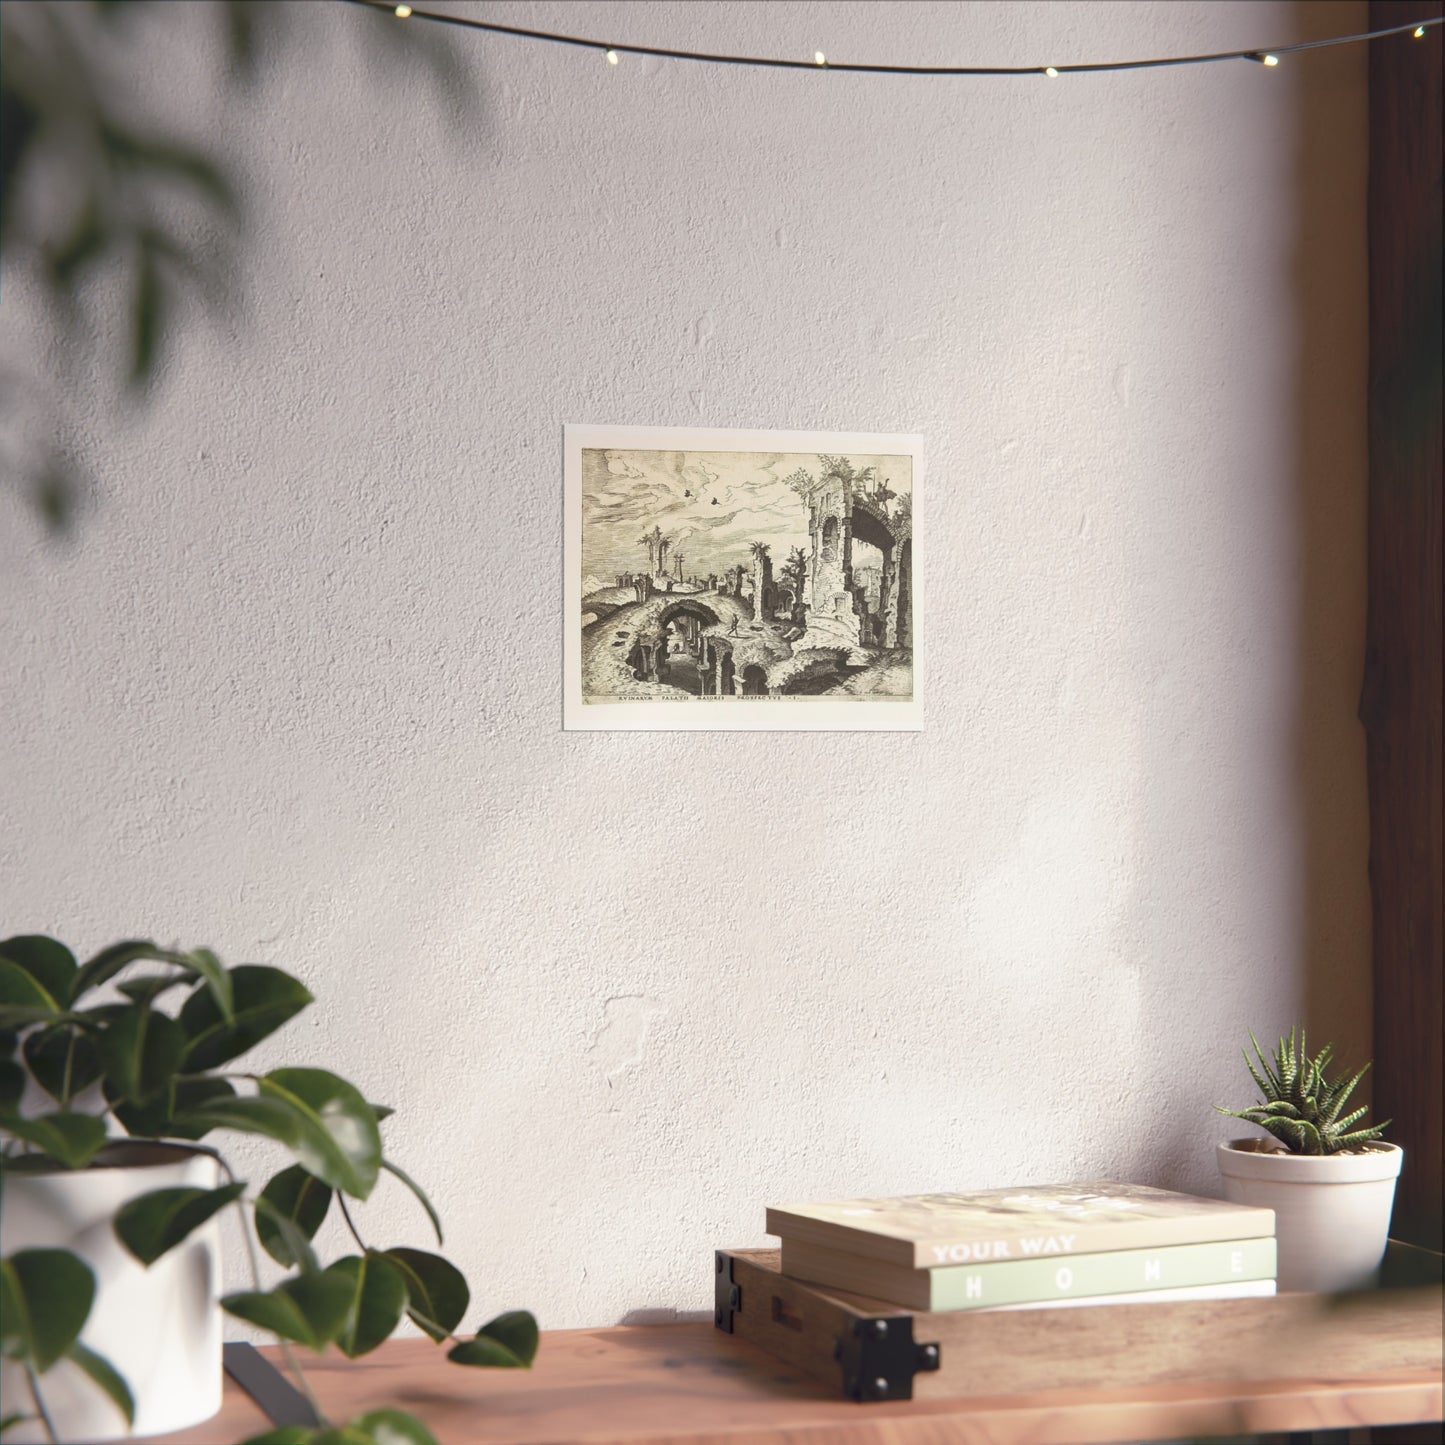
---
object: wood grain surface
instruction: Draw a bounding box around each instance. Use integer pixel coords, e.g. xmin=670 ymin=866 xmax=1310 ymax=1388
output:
xmin=723 ymin=1247 xmax=1444 ymax=1404
xmin=145 ymin=1294 xmax=1442 ymax=1445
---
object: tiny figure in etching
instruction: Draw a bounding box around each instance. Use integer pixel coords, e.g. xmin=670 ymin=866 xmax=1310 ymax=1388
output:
xmin=728 ymin=616 xmax=739 ymax=636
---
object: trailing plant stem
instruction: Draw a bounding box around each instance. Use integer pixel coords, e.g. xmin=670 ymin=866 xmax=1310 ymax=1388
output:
xmin=337 ymin=1192 xmax=367 ymax=1253
xmin=60 ymin=1032 xmax=76 ymax=1110
xmin=220 ymin=1156 xmax=326 ymax=1428
xmin=24 ymin=1363 xmax=57 ymax=1444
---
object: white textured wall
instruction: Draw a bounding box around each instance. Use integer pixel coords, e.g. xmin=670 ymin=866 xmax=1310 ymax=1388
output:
xmin=0 ymin=1 xmax=1369 ymax=1330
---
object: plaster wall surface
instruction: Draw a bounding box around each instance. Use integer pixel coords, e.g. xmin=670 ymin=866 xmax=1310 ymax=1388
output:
xmin=0 ymin=1 xmax=1370 ymax=1329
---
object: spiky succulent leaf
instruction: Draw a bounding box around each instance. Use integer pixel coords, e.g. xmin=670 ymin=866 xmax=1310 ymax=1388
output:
xmin=1330 ymin=1104 xmax=1371 ymax=1134
xmin=1276 ymin=1030 xmax=1298 ymax=1095
xmin=1334 ymin=1121 xmax=1392 ymax=1149
xmin=1242 ymin=1045 xmax=1273 ymax=1102
xmin=1322 ymin=1063 xmax=1370 ymax=1124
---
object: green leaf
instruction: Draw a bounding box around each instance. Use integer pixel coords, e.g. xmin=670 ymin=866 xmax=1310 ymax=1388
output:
xmin=351 ymin=1409 xmax=441 ymax=1445
xmin=370 ymin=1103 xmax=394 ymax=1122
xmin=258 ymin=1069 xmax=381 ymax=1200
xmin=0 ymin=960 xmax=60 ymax=1027
xmin=23 ymin=1027 xmax=102 ymax=1102
xmin=447 ymin=1310 xmax=538 ymax=1369
xmin=73 ymin=1003 xmax=130 ymax=1032
xmin=67 ymin=1340 xmax=135 ymax=1426
xmin=180 ymin=966 xmax=312 ymax=1071
xmin=113 ymin=1182 xmax=245 ymax=1265
xmin=177 ymin=1081 xmax=379 ymax=1200
xmin=105 ymin=1076 xmax=171 ymax=1139
xmin=170 ymin=1096 xmax=312 ymax=1168
xmin=252 ymin=1196 xmax=321 ymax=1276
xmin=1332 ymin=1121 xmax=1392 ymax=1151
xmin=72 ymin=941 xmax=175 ymax=1000
xmin=0 ymin=1248 xmax=96 ymax=1371
xmin=98 ymin=1006 xmax=187 ymax=1103
xmin=477 ymin=1309 xmax=538 ymax=1365
xmin=0 ymin=1112 xmax=108 ymax=1168
xmin=238 ymin=1431 xmax=314 ymax=1445
xmin=222 ymin=1273 xmax=353 ymax=1351
xmin=310 ymin=1430 xmax=374 ymax=1445
xmin=1331 ymin=1104 xmax=1371 ymax=1134
xmin=153 ymin=1076 xmax=240 ymax=1141
xmin=0 ymin=938 xmax=76 ymax=1008
xmin=327 ymin=1253 xmax=407 ymax=1359
xmin=0 ymin=1261 xmax=22 ymax=1359
xmin=182 ymin=948 xmax=233 ymax=1022
xmin=0 ymin=1060 xmax=25 ymax=1114
xmin=380 ymin=1158 xmax=442 ymax=1246
xmin=1 ymin=1414 xmax=36 ymax=1435
xmin=256 ymin=1165 xmax=332 ymax=1268
xmin=116 ymin=975 xmax=191 ymax=1007
xmin=382 ymin=1248 xmax=468 ymax=1342
xmin=108 ymin=1074 xmax=239 ymax=1142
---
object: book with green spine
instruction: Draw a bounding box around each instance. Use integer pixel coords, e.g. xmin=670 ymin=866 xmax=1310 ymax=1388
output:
xmin=779 ymin=1235 xmax=1278 ymax=1311
xmin=766 ymin=1180 xmax=1274 ymax=1269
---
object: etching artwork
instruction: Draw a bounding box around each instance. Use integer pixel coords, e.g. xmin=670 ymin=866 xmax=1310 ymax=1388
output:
xmin=564 ymin=427 xmax=922 ymax=731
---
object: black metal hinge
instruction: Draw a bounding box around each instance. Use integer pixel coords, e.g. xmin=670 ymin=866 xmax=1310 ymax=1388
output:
xmin=833 ymin=1313 xmax=941 ymax=1401
xmin=714 ymin=1250 xmax=742 ymax=1332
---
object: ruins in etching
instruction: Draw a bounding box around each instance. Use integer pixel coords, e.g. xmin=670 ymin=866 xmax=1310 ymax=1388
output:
xmin=579 ymin=450 xmax=913 ymax=703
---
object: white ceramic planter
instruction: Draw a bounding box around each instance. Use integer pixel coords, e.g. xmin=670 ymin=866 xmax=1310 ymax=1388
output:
xmin=0 ymin=1141 xmax=224 ymax=1442
xmin=1216 ymin=1137 xmax=1403 ymax=1293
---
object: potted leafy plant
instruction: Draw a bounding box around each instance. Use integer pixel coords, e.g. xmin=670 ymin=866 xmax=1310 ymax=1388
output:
xmin=0 ymin=934 xmax=536 ymax=1444
xmin=1215 ymin=1025 xmax=1402 ymax=1293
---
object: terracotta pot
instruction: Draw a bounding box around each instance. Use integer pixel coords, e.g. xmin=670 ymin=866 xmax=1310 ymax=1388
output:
xmin=0 ymin=1141 xmax=224 ymax=1441
xmin=1216 ymin=1137 xmax=1403 ymax=1293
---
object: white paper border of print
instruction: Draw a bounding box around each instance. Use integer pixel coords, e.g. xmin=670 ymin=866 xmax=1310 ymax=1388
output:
xmin=564 ymin=424 xmax=923 ymax=732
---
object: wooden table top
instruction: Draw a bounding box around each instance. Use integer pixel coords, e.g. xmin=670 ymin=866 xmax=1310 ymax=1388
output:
xmin=150 ymin=1320 xmax=1444 ymax=1445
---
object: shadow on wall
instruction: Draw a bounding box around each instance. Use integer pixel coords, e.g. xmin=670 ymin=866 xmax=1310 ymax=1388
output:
xmin=1287 ymin=0 xmax=1372 ymax=1095
xmin=1133 ymin=0 xmax=1373 ymax=1196
xmin=0 ymin=0 xmax=474 ymax=536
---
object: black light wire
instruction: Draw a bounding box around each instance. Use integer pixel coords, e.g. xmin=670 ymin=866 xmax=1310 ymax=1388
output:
xmin=338 ymin=2 xmax=1441 ymax=77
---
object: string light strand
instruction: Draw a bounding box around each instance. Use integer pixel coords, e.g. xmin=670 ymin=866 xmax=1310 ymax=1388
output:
xmin=347 ymin=2 xmax=1441 ymax=77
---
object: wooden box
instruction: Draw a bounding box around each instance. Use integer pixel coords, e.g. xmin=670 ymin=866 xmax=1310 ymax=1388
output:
xmin=715 ymin=1242 xmax=1445 ymax=1404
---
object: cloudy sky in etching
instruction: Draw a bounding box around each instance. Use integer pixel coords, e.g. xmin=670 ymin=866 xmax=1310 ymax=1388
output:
xmin=580 ymin=448 xmax=911 ymax=588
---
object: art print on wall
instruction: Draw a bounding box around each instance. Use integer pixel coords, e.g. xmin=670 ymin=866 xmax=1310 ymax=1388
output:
xmin=564 ymin=425 xmax=923 ymax=731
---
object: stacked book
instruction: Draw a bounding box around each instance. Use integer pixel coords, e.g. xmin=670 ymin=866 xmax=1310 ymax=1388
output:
xmin=766 ymin=1181 xmax=1277 ymax=1312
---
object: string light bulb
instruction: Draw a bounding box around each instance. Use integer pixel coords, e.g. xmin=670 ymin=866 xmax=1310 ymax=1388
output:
xmin=1044 ymin=66 xmax=1059 ymax=77
xmin=1414 ymin=26 xmax=1426 ymax=38
xmin=814 ymin=51 xmax=826 ymax=66
xmin=1263 ymin=52 xmax=1279 ymax=66
xmin=393 ymin=3 xmax=411 ymax=15
xmin=605 ymin=48 xmax=619 ymax=65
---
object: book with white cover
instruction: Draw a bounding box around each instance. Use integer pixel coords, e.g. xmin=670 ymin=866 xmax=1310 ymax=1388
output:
xmin=766 ymin=1180 xmax=1275 ymax=1269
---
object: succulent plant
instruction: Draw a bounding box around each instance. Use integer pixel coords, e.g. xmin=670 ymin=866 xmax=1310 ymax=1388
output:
xmin=1216 ymin=1025 xmax=1391 ymax=1156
